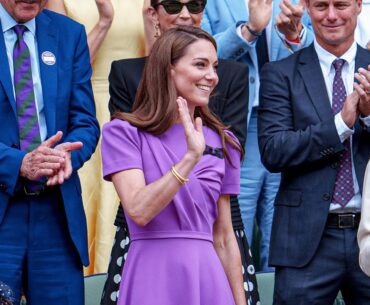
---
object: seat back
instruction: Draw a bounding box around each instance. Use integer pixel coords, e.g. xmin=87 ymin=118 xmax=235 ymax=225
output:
xmin=84 ymin=273 xmax=107 ymax=305
xmin=256 ymin=272 xmax=274 ymax=305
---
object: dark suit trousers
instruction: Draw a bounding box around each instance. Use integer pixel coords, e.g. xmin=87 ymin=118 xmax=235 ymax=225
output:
xmin=273 ymin=226 xmax=370 ymax=305
xmin=0 ymin=188 xmax=83 ymax=305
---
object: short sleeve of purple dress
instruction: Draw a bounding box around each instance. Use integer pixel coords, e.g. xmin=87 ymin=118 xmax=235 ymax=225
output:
xmin=101 ymin=119 xmax=241 ymax=305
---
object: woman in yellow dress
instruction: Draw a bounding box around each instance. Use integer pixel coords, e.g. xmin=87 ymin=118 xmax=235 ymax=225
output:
xmin=46 ymin=0 xmax=146 ymax=275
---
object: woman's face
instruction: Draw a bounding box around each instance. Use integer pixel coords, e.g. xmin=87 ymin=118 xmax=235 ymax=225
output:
xmin=170 ymin=39 xmax=218 ymax=113
xmin=152 ymin=0 xmax=205 ymax=32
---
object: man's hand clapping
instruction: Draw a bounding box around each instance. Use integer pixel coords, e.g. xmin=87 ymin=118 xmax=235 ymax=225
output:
xmin=19 ymin=131 xmax=83 ymax=186
xmin=354 ymin=65 xmax=370 ymax=117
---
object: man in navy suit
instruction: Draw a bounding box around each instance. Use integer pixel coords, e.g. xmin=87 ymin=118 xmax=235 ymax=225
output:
xmin=0 ymin=1 xmax=99 ymax=304
xmin=258 ymin=0 xmax=370 ymax=303
xmin=202 ymin=0 xmax=314 ymax=271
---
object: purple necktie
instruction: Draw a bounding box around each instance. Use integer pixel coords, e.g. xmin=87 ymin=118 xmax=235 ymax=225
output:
xmin=331 ymin=59 xmax=355 ymax=206
xmin=13 ymin=25 xmax=41 ymax=152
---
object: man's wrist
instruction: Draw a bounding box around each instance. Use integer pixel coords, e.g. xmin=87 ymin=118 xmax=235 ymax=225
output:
xmin=244 ymin=23 xmax=263 ymax=37
xmin=360 ymin=114 xmax=370 ymax=127
xmin=285 ymin=24 xmax=304 ymax=43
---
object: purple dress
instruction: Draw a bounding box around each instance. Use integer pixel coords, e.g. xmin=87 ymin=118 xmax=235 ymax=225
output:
xmin=101 ymin=119 xmax=241 ymax=305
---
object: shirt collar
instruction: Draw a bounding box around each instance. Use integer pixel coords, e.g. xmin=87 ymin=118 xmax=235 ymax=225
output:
xmin=314 ymin=38 xmax=357 ymax=74
xmin=0 ymin=3 xmax=36 ymax=36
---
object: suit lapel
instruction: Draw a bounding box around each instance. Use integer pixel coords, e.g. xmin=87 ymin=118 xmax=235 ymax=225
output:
xmin=0 ymin=21 xmax=16 ymax=115
xmin=224 ymin=0 xmax=248 ymax=21
xmin=297 ymin=44 xmax=333 ymax=122
xmin=36 ymin=12 xmax=58 ymax=137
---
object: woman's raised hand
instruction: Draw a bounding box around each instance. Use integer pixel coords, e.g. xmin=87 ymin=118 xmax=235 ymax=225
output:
xmin=177 ymin=97 xmax=205 ymax=162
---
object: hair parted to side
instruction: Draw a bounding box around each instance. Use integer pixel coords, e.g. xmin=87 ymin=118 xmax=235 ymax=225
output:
xmin=113 ymin=26 xmax=242 ymax=163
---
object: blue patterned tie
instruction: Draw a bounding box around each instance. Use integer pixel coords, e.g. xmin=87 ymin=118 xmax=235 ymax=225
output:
xmin=331 ymin=59 xmax=355 ymax=206
xmin=13 ymin=25 xmax=41 ymax=152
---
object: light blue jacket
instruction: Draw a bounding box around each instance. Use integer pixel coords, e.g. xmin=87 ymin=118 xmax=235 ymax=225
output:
xmin=202 ymin=0 xmax=313 ymax=124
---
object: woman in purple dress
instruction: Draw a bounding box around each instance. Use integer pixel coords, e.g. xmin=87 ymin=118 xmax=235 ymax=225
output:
xmin=101 ymin=26 xmax=246 ymax=305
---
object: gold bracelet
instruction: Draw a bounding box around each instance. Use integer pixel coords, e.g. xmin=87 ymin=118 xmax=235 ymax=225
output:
xmin=171 ymin=166 xmax=189 ymax=185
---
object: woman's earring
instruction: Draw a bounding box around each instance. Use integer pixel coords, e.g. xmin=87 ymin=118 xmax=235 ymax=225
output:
xmin=154 ymin=23 xmax=160 ymax=38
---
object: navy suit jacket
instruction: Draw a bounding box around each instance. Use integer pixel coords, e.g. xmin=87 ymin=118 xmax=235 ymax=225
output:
xmin=258 ymin=44 xmax=370 ymax=267
xmin=0 ymin=10 xmax=100 ymax=266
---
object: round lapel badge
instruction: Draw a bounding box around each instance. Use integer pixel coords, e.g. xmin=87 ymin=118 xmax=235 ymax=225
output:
xmin=41 ymin=51 xmax=56 ymax=65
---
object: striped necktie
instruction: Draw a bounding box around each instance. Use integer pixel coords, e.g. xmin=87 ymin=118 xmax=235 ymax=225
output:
xmin=13 ymin=25 xmax=41 ymax=152
xmin=331 ymin=59 xmax=355 ymax=206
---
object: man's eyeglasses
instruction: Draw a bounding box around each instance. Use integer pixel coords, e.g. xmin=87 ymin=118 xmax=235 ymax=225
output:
xmin=154 ymin=0 xmax=207 ymax=15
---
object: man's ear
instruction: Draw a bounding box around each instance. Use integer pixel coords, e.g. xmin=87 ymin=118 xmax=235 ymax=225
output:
xmin=356 ymin=0 xmax=363 ymax=15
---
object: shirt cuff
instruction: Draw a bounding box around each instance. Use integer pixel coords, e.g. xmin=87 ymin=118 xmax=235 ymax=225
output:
xmin=360 ymin=115 xmax=370 ymax=127
xmin=236 ymin=23 xmax=257 ymax=46
xmin=335 ymin=112 xmax=354 ymax=142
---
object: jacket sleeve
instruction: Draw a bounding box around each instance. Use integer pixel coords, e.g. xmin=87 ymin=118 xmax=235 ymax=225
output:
xmin=0 ymin=144 xmax=26 ymax=195
xmin=62 ymin=26 xmax=100 ymax=171
xmin=216 ymin=61 xmax=249 ymax=147
xmin=202 ymin=10 xmax=256 ymax=61
xmin=108 ymin=60 xmax=134 ymax=115
xmin=258 ymin=62 xmax=344 ymax=173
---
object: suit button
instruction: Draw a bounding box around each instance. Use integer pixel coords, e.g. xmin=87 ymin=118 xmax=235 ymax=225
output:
xmin=331 ymin=162 xmax=339 ymax=169
xmin=322 ymin=193 xmax=331 ymax=201
xmin=0 ymin=184 xmax=7 ymax=191
xmin=250 ymin=76 xmax=255 ymax=84
xmin=11 ymin=144 xmax=19 ymax=149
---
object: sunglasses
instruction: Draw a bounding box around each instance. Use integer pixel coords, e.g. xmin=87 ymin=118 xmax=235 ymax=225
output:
xmin=154 ymin=0 xmax=206 ymax=15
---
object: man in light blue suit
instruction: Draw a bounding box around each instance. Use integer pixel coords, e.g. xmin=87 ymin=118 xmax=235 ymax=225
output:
xmin=0 ymin=1 xmax=99 ymax=304
xmin=202 ymin=0 xmax=313 ymax=271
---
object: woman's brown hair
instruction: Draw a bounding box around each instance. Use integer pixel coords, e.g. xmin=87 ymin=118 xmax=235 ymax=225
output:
xmin=113 ymin=26 xmax=242 ymax=163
